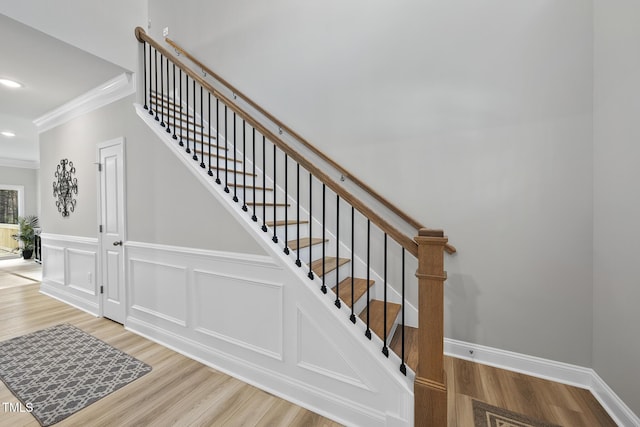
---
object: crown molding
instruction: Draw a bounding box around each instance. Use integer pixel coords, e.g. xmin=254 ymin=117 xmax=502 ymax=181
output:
xmin=0 ymin=157 xmax=39 ymax=169
xmin=33 ymin=72 xmax=136 ymax=133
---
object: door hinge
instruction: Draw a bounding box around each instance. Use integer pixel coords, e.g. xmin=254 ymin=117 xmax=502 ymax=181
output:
xmin=100 ymin=286 xmax=104 ymax=294
xmin=98 ymin=163 xmax=102 ymax=172
xmin=99 ymin=225 xmax=103 ymax=233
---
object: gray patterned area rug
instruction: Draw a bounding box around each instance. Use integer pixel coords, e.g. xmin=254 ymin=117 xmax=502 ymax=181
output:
xmin=473 ymin=399 xmax=562 ymax=427
xmin=0 ymin=323 xmax=152 ymax=426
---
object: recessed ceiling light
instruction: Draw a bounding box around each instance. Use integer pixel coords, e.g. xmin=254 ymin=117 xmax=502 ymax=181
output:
xmin=0 ymin=78 xmax=22 ymax=89
xmin=1 ymin=131 xmax=16 ymax=137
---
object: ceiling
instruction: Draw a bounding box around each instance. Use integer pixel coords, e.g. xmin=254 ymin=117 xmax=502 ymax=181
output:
xmin=0 ymin=13 xmax=125 ymax=165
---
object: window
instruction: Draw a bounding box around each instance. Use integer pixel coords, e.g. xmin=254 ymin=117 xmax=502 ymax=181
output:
xmin=0 ymin=185 xmax=24 ymax=225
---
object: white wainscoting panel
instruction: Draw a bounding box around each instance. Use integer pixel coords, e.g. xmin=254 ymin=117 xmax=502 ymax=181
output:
xmin=124 ymin=240 xmax=414 ymax=427
xmin=42 ymin=244 xmax=65 ymax=286
xmin=40 ymin=233 xmax=99 ymax=316
xmin=297 ymin=307 xmax=371 ymax=391
xmin=67 ymin=248 xmax=97 ymax=296
xmin=193 ymin=269 xmax=283 ymax=360
xmin=130 ymin=258 xmax=187 ymax=327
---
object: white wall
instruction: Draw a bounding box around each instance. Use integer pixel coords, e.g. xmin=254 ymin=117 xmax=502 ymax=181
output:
xmin=593 ymin=0 xmax=640 ymax=416
xmin=148 ymin=0 xmax=595 ymax=367
xmin=0 ymin=0 xmax=148 ymax=71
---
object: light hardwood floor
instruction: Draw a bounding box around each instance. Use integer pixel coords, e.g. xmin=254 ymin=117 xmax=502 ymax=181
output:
xmin=0 ymin=276 xmax=617 ymax=426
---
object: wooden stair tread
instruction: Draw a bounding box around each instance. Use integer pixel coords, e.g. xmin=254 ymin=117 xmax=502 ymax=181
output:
xmin=207 ymin=167 xmax=255 ymax=176
xmin=359 ymin=299 xmax=401 ymax=341
xmin=173 ymin=123 xmax=216 ymax=139
xmin=266 ymin=220 xmax=309 ymax=227
xmin=226 ymin=183 xmax=273 ymax=191
xmin=150 ymin=103 xmax=183 ymax=114
xmin=183 ymin=140 xmax=225 ymax=151
xmin=193 ymin=149 xmax=241 ymax=162
xmin=151 ymin=92 xmax=177 ymax=101
xmin=150 ymin=96 xmax=181 ymax=109
xmin=310 ymin=257 xmax=350 ymax=277
xmin=390 ymin=325 xmax=418 ymax=371
xmin=287 ymin=237 xmax=327 ymax=251
xmin=332 ymin=278 xmax=374 ymax=309
xmin=246 ymin=201 xmax=290 ymax=207
xmin=162 ymin=112 xmax=199 ymax=126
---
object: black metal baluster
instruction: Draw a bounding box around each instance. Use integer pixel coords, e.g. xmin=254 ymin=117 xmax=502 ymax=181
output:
xmin=295 ymin=163 xmax=301 ymax=267
xmin=192 ymin=79 xmax=198 ymax=161
xmin=178 ymin=69 xmax=183 ymax=146
xmin=215 ymin=98 xmax=221 ymax=183
xmin=224 ymin=105 xmax=229 ymax=193
xmin=262 ymin=136 xmax=268 ymax=232
xmin=365 ymin=219 xmax=371 ymax=339
xmin=284 ymin=154 xmax=289 ymax=255
xmin=232 ymin=113 xmax=238 ymax=202
xmin=160 ymin=54 xmax=165 ymax=127
xmin=321 ymin=184 xmax=327 ymax=294
xmin=198 ymin=85 xmax=204 ymax=165
xmin=165 ymin=57 xmax=171 ymax=134
xmin=148 ymin=44 xmax=153 ymax=116
xmin=242 ymin=120 xmax=247 ymax=211
xmin=272 ymin=144 xmax=278 ymax=243
xmin=178 ymin=68 xmax=182 ymax=147
xmin=207 ymin=93 xmax=213 ymax=176
xmin=185 ymin=75 xmax=190 ymax=153
xmin=172 ymin=63 xmax=177 ymax=139
xmin=143 ymin=42 xmax=148 ymax=110
xmin=382 ymin=233 xmax=389 ymax=357
xmin=154 ymin=49 xmax=158 ymax=121
xmin=335 ymin=195 xmax=341 ymax=309
xmin=400 ymin=248 xmax=407 ymax=375
xmin=251 ymin=128 xmax=257 ymax=221
xmin=308 ymin=173 xmax=314 ymax=280
xmin=350 ymin=206 xmax=356 ymax=323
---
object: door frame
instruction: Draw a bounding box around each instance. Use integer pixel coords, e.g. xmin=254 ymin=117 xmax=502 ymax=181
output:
xmin=96 ymin=137 xmax=127 ymax=320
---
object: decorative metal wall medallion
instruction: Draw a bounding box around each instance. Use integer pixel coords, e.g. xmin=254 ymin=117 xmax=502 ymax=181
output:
xmin=52 ymin=159 xmax=78 ymax=217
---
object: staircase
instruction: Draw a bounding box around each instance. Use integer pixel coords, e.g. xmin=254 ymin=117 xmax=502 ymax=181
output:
xmin=135 ymin=27 xmax=451 ymax=426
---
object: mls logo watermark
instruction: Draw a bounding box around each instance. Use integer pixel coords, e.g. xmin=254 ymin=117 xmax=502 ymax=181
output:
xmin=2 ymin=402 xmax=33 ymax=413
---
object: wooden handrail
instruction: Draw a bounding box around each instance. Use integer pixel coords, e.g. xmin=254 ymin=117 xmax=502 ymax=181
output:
xmin=162 ymin=34 xmax=456 ymax=255
xmin=136 ymin=27 xmax=419 ymax=257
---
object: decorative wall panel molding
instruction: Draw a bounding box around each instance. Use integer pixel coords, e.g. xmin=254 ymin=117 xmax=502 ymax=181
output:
xmin=193 ymin=269 xmax=283 ymax=360
xmin=40 ymin=233 xmax=99 ymax=316
xmin=124 ymin=240 xmax=413 ymax=427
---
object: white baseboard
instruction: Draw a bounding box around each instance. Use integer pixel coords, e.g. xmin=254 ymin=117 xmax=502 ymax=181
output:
xmin=445 ymin=338 xmax=640 ymax=427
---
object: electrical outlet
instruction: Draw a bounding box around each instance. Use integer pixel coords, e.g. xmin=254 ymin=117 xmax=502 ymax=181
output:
xmin=163 ymin=27 xmax=169 ymax=37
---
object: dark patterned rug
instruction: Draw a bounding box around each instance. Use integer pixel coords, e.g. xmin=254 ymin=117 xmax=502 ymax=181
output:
xmin=473 ymin=399 xmax=562 ymax=427
xmin=0 ymin=324 xmax=151 ymax=426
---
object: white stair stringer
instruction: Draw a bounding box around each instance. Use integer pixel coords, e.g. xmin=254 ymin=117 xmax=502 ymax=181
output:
xmin=134 ymin=103 xmax=414 ymax=426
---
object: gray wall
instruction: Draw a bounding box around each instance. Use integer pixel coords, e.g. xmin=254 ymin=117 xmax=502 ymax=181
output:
xmin=0 ymin=165 xmax=39 ymax=218
xmin=148 ymin=0 xmax=594 ymax=367
xmin=40 ymin=95 xmax=264 ymax=255
xmin=593 ymin=1 xmax=640 ymax=416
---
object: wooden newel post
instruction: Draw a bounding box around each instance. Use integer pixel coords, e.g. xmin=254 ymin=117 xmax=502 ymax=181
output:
xmin=414 ymin=228 xmax=448 ymax=427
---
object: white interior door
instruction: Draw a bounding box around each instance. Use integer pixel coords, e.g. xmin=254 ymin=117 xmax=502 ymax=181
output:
xmin=98 ymin=138 xmax=126 ymax=323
